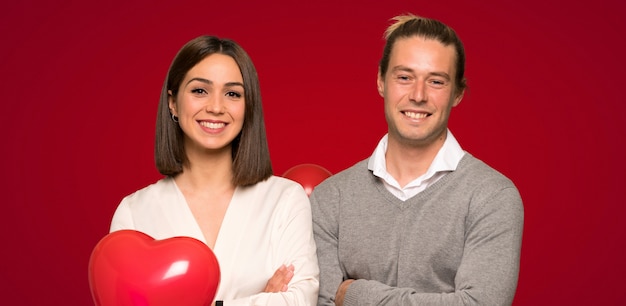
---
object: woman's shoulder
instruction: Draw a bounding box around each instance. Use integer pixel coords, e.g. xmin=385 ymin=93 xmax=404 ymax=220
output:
xmin=256 ymin=175 xmax=303 ymax=190
xmin=120 ymin=177 xmax=175 ymax=206
xmin=240 ymin=175 xmax=308 ymax=202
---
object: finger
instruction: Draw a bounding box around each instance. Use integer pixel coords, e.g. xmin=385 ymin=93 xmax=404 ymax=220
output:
xmin=285 ymin=268 xmax=294 ymax=281
xmin=264 ymin=265 xmax=290 ymax=292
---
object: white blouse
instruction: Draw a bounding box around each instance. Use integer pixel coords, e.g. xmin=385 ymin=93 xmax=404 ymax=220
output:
xmin=110 ymin=176 xmax=319 ymax=305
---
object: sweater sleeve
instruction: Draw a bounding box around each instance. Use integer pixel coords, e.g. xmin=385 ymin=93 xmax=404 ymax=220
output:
xmin=310 ymin=183 xmax=345 ymax=306
xmin=342 ymin=184 xmax=524 ymax=306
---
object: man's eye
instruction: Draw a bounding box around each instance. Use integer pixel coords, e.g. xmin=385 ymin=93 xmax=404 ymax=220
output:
xmin=397 ymin=75 xmax=410 ymax=81
xmin=430 ymin=80 xmax=445 ymax=86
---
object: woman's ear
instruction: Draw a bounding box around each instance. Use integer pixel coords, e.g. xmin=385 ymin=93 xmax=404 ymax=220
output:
xmin=168 ymin=90 xmax=177 ymax=116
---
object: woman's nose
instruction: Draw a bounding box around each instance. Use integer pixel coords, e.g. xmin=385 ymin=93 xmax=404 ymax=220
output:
xmin=206 ymin=95 xmax=225 ymax=113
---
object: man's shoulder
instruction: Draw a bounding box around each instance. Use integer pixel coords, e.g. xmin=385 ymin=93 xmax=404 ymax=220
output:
xmin=324 ymin=158 xmax=370 ymax=182
xmin=312 ymin=158 xmax=372 ymax=194
xmin=457 ymin=153 xmax=518 ymax=191
xmin=461 ymin=153 xmax=509 ymax=176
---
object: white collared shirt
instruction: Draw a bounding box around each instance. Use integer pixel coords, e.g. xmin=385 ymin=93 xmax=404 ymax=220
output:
xmin=367 ymin=129 xmax=465 ymax=201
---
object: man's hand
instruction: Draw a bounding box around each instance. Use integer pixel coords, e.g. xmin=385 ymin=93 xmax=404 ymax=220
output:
xmin=335 ymin=279 xmax=355 ymax=306
xmin=263 ymin=264 xmax=295 ymax=292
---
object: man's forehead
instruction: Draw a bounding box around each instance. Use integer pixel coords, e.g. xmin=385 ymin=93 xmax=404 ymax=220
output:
xmin=390 ymin=42 xmax=455 ymax=64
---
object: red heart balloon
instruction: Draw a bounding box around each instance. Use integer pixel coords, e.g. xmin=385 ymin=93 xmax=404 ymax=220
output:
xmin=283 ymin=163 xmax=332 ymax=196
xmin=88 ymin=230 xmax=220 ymax=306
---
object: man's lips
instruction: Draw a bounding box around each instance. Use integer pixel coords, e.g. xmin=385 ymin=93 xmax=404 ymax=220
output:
xmin=402 ymin=111 xmax=431 ymax=119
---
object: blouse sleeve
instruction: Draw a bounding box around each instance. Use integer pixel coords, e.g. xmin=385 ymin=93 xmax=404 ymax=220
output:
xmin=109 ymin=197 xmax=135 ymax=232
xmin=221 ymin=182 xmax=320 ymax=306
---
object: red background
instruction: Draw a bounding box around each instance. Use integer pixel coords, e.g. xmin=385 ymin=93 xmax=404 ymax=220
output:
xmin=2 ymin=0 xmax=625 ymax=305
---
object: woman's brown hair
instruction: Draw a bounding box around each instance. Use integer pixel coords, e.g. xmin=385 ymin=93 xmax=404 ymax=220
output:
xmin=155 ymin=35 xmax=272 ymax=186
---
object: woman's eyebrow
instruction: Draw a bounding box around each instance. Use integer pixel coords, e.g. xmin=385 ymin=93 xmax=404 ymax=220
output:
xmin=224 ymin=82 xmax=244 ymax=88
xmin=186 ymin=78 xmax=243 ymax=88
xmin=186 ymin=77 xmax=212 ymax=85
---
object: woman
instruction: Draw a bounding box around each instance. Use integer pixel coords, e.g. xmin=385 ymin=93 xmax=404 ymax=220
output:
xmin=110 ymin=35 xmax=319 ymax=305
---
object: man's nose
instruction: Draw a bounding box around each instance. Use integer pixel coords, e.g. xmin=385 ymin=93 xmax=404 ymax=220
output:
xmin=409 ymin=81 xmax=427 ymax=103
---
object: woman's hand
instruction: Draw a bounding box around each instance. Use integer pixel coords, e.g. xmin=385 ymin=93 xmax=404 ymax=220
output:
xmin=263 ymin=264 xmax=295 ymax=292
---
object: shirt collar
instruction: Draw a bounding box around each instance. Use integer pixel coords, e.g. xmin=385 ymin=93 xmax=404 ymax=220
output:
xmin=367 ymin=129 xmax=465 ymax=186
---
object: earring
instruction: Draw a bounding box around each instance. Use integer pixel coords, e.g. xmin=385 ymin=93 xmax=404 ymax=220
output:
xmin=171 ymin=114 xmax=179 ymax=123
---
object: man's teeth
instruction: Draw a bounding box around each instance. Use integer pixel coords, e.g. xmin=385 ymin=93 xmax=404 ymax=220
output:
xmin=404 ymin=112 xmax=428 ymax=119
xmin=200 ymin=122 xmax=226 ymax=129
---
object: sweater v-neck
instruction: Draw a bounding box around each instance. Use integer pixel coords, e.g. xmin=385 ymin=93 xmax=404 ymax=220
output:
xmin=374 ymin=153 xmax=472 ymax=210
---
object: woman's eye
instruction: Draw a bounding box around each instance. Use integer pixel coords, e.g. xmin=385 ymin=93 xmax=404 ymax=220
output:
xmin=191 ymin=88 xmax=207 ymax=94
xmin=226 ymin=91 xmax=242 ymax=98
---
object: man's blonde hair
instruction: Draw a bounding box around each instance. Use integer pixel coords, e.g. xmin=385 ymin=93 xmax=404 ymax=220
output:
xmin=379 ymin=13 xmax=467 ymax=94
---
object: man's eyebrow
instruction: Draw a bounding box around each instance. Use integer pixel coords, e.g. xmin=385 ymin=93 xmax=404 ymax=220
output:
xmin=391 ymin=66 xmax=414 ymax=73
xmin=430 ymin=72 xmax=451 ymax=80
xmin=391 ymin=66 xmax=451 ymax=80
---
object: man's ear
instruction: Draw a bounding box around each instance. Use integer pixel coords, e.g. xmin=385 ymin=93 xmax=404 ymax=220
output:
xmin=453 ymin=89 xmax=464 ymax=107
xmin=376 ymin=71 xmax=384 ymax=97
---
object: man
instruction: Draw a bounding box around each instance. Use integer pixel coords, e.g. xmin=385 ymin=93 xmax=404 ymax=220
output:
xmin=310 ymin=14 xmax=524 ymax=305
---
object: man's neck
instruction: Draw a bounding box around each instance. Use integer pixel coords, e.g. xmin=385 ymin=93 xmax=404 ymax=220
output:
xmin=385 ymin=133 xmax=446 ymax=188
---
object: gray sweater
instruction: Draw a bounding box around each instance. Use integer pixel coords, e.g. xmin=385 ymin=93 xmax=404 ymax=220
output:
xmin=310 ymin=153 xmax=524 ymax=305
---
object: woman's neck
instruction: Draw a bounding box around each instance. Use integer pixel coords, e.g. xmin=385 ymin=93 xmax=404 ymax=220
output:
xmin=175 ymin=145 xmax=235 ymax=194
